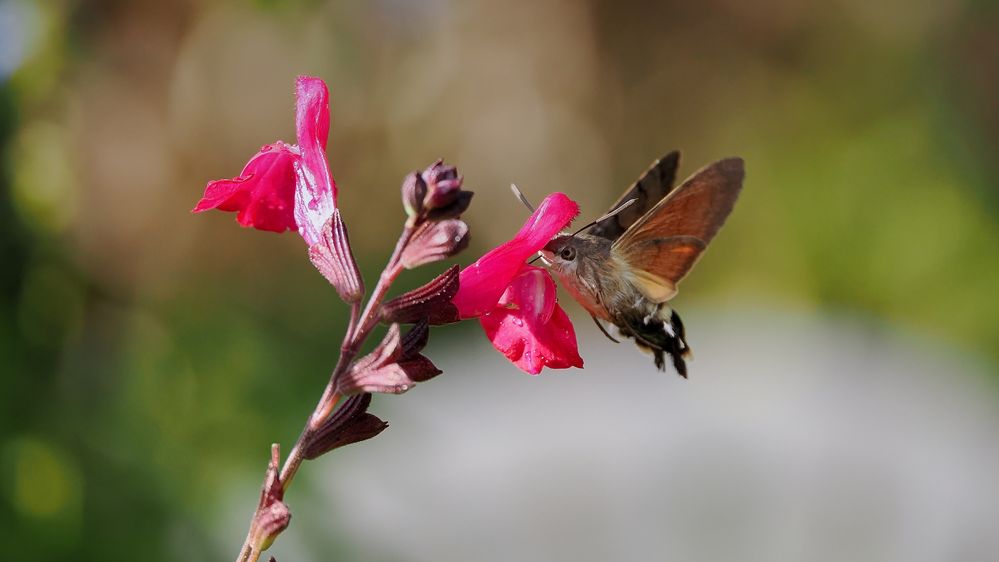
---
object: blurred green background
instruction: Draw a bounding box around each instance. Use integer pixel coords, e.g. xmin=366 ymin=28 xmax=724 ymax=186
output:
xmin=2 ymin=0 xmax=998 ymax=560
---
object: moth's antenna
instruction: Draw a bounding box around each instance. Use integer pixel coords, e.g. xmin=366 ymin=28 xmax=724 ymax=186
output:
xmin=512 ymin=184 xmax=544 ymax=264
xmin=569 ymin=197 xmax=638 ymax=237
xmin=510 ymin=184 xmax=535 ymax=213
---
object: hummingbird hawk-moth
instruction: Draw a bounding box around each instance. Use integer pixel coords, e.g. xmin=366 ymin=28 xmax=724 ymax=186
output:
xmin=540 ymin=151 xmax=744 ymax=377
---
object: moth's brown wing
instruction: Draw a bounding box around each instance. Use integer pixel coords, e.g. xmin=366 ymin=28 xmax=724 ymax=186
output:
xmin=588 ymin=150 xmax=680 ymax=241
xmin=612 ymin=157 xmax=744 ymax=302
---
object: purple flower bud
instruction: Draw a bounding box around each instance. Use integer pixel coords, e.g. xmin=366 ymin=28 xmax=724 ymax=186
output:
xmin=308 ymin=209 xmax=364 ymax=302
xmin=424 ymin=178 xmax=461 ymax=209
xmin=336 ymin=322 xmax=441 ymax=395
xmin=426 ymin=190 xmax=473 ymax=221
xmin=302 ymin=393 xmax=389 ymax=459
xmin=421 ymin=160 xmax=469 ymax=214
xmin=401 ymin=171 xmax=427 ymax=217
xmin=254 ymin=499 xmax=291 ymax=551
xmin=422 ymin=159 xmax=458 ymax=186
xmin=395 ymin=355 xmax=442 ymax=383
xmin=382 ymin=265 xmax=461 ymax=325
xmin=342 ymin=358 xmax=443 ymax=394
xmin=401 ymin=219 xmax=469 ymax=269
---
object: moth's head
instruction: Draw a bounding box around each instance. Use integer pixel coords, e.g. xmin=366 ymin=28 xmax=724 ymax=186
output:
xmin=540 ymin=233 xmax=603 ymax=275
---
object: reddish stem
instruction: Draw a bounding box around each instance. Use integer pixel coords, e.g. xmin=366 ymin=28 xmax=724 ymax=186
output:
xmin=235 ymin=223 xmax=416 ymax=562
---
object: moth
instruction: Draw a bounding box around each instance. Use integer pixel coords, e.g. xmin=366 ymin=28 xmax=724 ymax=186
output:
xmin=540 ymin=151 xmax=744 ymax=377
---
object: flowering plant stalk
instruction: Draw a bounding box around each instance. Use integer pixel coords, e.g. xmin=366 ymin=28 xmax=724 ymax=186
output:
xmin=232 ymin=191 xmax=468 ymax=562
xmin=195 ymin=76 xmax=585 ymax=561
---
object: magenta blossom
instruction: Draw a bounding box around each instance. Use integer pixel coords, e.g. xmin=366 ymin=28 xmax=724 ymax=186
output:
xmin=452 ymin=193 xmax=583 ymax=374
xmin=193 ymin=76 xmax=337 ymax=246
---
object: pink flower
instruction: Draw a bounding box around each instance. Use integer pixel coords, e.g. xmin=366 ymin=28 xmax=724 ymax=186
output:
xmin=193 ymin=76 xmax=337 ymax=246
xmin=192 ymin=141 xmax=299 ymax=234
xmin=453 ymin=193 xmax=584 ymax=374
xmin=479 ymin=265 xmax=582 ymax=373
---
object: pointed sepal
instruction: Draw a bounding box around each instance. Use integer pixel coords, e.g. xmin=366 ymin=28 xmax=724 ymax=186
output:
xmin=400 ymin=219 xmax=469 ymax=269
xmin=382 ymin=265 xmax=461 ymax=325
xmin=309 ymin=209 xmax=364 ymax=302
xmin=302 ymin=393 xmax=389 ymax=459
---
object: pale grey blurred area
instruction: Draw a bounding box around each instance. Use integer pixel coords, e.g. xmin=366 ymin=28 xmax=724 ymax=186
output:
xmin=255 ymin=309 xmax=999 ymax=562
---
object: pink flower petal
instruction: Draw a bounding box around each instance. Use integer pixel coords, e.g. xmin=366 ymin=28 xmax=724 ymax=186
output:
xmin=479 ymin=266 xmax=583 ymax=374
xmin=192 ymin=141 xmax=299 ymax=233
xmin=293 ymin=75 xmax=338 ymax=247
xmin=453 ymin=192 xmax=579 ymax=317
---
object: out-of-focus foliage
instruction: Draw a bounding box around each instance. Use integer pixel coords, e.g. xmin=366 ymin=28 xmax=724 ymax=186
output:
xmin=1 ymin=0 xmax=997 ymax=560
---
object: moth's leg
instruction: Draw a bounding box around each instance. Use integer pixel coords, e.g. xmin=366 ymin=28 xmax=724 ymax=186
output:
xmin=591 ymin=315 xmax=620 ymax=343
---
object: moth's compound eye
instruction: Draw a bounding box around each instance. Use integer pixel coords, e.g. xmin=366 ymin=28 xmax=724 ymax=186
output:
xmin=560 ymin=246 xmax=576 ymax=261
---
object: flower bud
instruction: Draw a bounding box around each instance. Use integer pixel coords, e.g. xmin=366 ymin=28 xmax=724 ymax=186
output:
xmin=336 ymin=322 xmax=441 ymax=395
xmin=400 ymin=219 xmax=469 ymax=269
xmin=422 ymin=160 xmax=461 ymax=206
xmin=254 ymin=500 xmax=291 ymax=551
xmin=396 ymin=355 xmax=443 ymax=383
xmin=426 ymin=190 xmax=473 ymax=221
xmin=420 ymin=160 xmax=474 ymax=220
xmin=382 ymin=265 xmax=461 ymax=325
xmin=302 ymin=393 xmax=389 ymax=459
xmin=401 ymin=171 xmax=427 ymax=217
